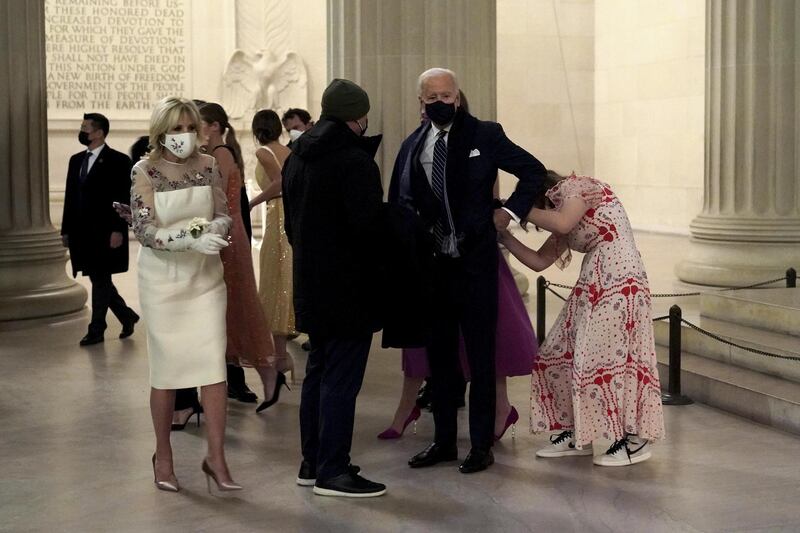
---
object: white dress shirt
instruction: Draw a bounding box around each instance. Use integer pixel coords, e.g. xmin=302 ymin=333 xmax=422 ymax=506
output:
xmin=85 ymin=144 xmax=105 ymax=174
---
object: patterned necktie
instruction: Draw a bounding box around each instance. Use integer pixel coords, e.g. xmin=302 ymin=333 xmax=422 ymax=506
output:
xmin=430 ymin=129 xmax=449 ymax=248
xmin=79 ymin=151 xmax=92 ymax=184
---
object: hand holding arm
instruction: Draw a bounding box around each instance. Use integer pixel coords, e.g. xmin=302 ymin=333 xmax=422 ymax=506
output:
xmin=499 ymin=231 xmax=564 ymax=272
xmin=493 ymin=208 xmax=512 ymax=231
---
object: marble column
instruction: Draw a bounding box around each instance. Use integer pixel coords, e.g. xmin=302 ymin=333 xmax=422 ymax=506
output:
xmin=677 ymin=0 xmax=800 ymax=286
xmin=327 ymin=0 xmax=496 ymax=177
xmin=0 ymin=0 xmax=86 ymax=320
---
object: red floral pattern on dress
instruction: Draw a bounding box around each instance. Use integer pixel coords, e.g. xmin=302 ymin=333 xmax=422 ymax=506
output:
xmin=531 ymin=176 xmax=665 ymax=446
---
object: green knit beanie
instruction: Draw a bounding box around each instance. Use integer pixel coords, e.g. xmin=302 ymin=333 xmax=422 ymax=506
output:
xmin=321 ymin=78 xmax=370 ymax=122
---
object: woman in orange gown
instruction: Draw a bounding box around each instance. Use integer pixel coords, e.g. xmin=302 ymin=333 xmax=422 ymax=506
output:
xmin=199 ymin=103 xmax=287 ymax=409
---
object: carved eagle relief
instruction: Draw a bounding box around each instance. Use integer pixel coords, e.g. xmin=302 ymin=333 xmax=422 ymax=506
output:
xmin=222 ymin=49 xmax=308 ymax=119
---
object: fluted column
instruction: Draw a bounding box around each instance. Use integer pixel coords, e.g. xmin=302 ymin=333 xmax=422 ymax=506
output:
xmin=0 ymin=0 xmax=86 ymax=320
xmin=327 ymin=0 xmax=496 ymax=178
xmin=677 ymin=0 xmax=800 ymax=286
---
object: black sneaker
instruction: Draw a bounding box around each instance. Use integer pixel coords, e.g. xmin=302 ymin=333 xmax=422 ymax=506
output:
xmin=313 ymin=471 xmax=386 ymax=498
xmin=296 ymin=461 xmax=361 ymax=487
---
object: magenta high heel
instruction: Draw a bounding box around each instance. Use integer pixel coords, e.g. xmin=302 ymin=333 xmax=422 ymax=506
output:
xmin=377 ymin=406 xmax=421 ymax=439
xmin=494 ymin=406 xmax=519 ymax=441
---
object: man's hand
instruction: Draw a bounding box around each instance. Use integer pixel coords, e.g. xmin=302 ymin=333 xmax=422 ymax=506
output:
xmin=496 ymin=228 xmax=512 ymax=243
xmin=493 ymin=208 xmax=512 ymax=231
xmin=61 ymin=235 xmax=69 ymax=248
xmin=110 ymin=232 xmax=124 ymax=249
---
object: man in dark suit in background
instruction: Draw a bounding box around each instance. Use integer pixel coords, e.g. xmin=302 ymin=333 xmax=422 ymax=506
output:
xmin=389 ymin=68 xmax=547 ymax=473
xmin=61 ymin=113 xmax=138 ymax=346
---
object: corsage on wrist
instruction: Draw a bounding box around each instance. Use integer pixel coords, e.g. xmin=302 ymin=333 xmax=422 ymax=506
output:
xmin=187 ymin=217 xmax=210 ymax=238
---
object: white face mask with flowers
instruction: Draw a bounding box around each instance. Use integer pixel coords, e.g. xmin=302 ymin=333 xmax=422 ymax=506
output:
xmin=162 ymin=132 xmax=196 ymax=159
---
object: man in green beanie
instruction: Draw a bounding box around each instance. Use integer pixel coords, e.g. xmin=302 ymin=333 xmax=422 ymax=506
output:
xmin=282 ymin=78 xmax=387 ymax=498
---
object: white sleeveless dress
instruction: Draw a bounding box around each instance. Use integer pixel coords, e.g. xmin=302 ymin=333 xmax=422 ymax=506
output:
xmin=131 ymin=154 xmax=231 ymax=389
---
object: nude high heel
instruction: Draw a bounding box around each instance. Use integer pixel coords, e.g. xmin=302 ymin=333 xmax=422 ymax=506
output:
xmin=152 ymin=454 xmax=179 ymax=492
xmin=201 ymin=459 xmax=242 ymax=494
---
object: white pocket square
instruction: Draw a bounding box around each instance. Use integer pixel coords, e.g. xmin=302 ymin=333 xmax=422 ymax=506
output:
xmin=469 ymin=149 xmax=481 ymax=158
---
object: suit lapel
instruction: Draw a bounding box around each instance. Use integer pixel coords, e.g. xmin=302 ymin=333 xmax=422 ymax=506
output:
xmin=86 ymin=145 xmax=108 ymax=183
xmin=445 ymin=110 xmax=476 ymax=210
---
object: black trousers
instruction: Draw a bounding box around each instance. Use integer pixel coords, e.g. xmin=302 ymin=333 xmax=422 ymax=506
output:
xmin=300 ymin=334 xmax=372 ymax=482
xmin=88 ymin=272 xmax=134 ymax=335
xmin=428 ymin=253 xmax=498 ymax=451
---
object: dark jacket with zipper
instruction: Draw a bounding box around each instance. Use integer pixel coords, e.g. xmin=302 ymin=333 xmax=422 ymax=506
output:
xmin=282 ymin=117 xmax=385 ymax=339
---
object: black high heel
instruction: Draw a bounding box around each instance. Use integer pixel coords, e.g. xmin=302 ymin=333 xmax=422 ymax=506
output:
xmin=171 ymin=405 xmax=202 ymax=431
xmin=256 ymin=372 xmax=290 ymax=413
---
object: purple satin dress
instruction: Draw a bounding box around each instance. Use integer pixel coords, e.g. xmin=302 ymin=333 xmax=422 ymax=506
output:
xmin=402 ymin=248 xmax=537 ymax=379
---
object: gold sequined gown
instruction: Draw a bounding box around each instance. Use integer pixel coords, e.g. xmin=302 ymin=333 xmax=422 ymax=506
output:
xmin=255 ymin=146 xmax=295 ymax=336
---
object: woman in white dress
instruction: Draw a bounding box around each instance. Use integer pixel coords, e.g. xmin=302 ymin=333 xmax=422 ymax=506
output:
xmin=131 ymin=97 xmax=241 ymax=492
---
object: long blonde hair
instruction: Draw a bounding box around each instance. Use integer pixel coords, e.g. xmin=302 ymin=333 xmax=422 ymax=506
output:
xmin=147 ymin=96 xmax=201 ymax=161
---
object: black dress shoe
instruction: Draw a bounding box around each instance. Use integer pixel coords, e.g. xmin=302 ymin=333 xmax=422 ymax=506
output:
xmin=408 ymin=442 xmax=458 ymax=468
xmin=313 ymin=471 xmax=386 ymax=498
xmin=119 ymin=312 xmax=140 ymax=339
xmin=296 ymin=460 xmax=361 ymax=487
xmin=79 ymin=333 xmax=104 ymax=346
xmin=459 ymin=448 xmax=494 ymax=474
xmin=227 ymin=383 xmax=258 ymax=403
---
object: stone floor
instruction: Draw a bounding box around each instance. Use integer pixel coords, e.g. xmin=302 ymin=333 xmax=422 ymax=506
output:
xmin=2 ymin=232 xmax=800 ymax=532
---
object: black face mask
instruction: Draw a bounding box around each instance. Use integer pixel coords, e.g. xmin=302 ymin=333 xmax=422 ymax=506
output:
xmin=425 ymin=101 xmax=457 ymax=126
xmin=78 ymin=131 xmax=91 ymax=146
xmin=357 ymin=118 xmax=368 ymax=136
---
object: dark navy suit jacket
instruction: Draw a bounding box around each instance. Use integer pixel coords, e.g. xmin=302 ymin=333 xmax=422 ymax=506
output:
xmin=382 ymin=109 xmax=546 ymax=347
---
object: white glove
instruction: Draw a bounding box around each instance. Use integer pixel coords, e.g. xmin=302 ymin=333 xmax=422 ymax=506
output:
xmin=188 ymin=233 xmax=229 ymax=255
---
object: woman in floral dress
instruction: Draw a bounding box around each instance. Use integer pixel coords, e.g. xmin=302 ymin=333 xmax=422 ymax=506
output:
xmin=499 ymin=172 xmax=664 ymax=467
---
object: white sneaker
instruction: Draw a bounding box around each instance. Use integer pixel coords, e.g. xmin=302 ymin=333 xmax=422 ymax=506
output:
xmin=536 ymin=431 xmax=593 ymax=458
xmin=593 ymin=435 xmax=651 ymax=467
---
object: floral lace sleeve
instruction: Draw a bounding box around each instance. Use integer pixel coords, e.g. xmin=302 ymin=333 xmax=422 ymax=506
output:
xmin=130 ymin=162 xmax=192 ymax=251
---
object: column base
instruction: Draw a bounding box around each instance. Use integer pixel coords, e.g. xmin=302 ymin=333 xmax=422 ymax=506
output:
xmin=676 ymin=238 xmax=800 ymax=287
xmin=0 ymin=231 xmax=87 ymax=321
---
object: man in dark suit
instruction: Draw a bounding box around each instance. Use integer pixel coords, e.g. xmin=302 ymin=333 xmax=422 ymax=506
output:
xmin=389 ymin=68 xmax=546 ymax=473
xmin=283 ymin=79 xmax=386 ymax=498
xmin=61 ymin=113 xmax=138 ymax=346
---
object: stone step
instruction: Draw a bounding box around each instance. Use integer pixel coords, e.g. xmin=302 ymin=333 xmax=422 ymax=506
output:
xmin=654 ymin=314 xmax=800 ymax=383
xmin=656 ymin=345 xmax=800 ymax=436
xmin=700 ymin=288 xmax=800 ymax=336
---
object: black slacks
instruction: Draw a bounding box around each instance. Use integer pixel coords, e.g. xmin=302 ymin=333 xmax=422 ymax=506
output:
xmin=428 ymin=252 xmax=498 ymax=451
xmin=300 ymin=334 xmax=372 ymax=482
xmin=88 ymin=272 xmax=134 ymax=335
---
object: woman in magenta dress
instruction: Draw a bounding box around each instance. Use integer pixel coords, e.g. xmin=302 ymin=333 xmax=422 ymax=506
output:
xmin=499 ymin=172 xmax=665 ymax=467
